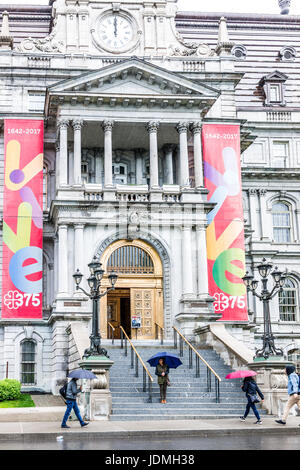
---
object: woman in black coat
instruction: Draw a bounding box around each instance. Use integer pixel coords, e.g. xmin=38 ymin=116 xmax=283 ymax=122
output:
xmin=240 ymin=376 xmax=264 ymax=424
xmin=155 ymin=358 xmax=170 ymax=404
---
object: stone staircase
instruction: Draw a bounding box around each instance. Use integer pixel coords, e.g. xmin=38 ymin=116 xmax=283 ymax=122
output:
xmin=104 ymin=340 xmax=266 ymax=421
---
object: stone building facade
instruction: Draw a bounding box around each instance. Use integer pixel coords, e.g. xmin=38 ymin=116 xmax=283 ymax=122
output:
xmin=0 ymin=0 xmax=300 ymax=394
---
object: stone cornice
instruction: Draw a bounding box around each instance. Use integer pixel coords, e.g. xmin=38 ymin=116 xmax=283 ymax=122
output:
xmin=242 ymin=167 xmax=300 ymax=180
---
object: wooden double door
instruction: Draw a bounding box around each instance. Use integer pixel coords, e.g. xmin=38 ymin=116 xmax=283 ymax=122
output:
xmin=106 ymin=287 xmax=163 ymax=340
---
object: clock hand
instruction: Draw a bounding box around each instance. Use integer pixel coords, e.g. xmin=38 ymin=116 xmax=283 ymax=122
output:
xmin=114 ymin=16 xmax=117 ymax=37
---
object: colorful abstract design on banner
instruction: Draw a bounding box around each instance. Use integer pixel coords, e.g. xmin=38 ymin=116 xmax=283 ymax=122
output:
xmin=1 ymin=120 xmax=43 ymax=318
xmin=202 ymin=124 xmax=248 ymax=321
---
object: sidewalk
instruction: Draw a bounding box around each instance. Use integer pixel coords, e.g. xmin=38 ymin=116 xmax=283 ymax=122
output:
xmin=0 ymin=412 xmax=299 ymax=442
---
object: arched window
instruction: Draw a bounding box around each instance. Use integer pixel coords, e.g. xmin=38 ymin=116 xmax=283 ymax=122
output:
xmin=107 ymin=245 xmax=154 ymax=274
xmin=272 ymin=202 xmax=291 ymax=242
xmin=279 ymin=278 xmax=298 ymax=322
xmin=20 ymin=340 xmax=36 ymax=385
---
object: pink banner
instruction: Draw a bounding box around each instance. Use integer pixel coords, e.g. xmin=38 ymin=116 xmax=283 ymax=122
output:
xmin=202 ymin=124 xmax=248 ymax=321
xmin=1 ymin=120 xmax=44 ymax=319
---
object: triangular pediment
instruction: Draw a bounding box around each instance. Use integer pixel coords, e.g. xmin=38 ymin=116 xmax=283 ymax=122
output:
xmin=47 ymin=57 xmax=219 ymax=99
xmin=260 ymin=70 xmax=289 ymax=84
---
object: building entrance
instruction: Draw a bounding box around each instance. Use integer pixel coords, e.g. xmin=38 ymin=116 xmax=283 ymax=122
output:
xmin=100 ymin=240 xmax=164 ymax=340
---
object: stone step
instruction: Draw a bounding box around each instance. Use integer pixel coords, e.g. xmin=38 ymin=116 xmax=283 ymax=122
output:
xmin=109 ymin=413 xmax=249 ymax=421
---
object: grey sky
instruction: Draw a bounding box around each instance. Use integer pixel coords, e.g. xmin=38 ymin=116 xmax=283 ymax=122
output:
xmin=0 ymin=0 xmax=299 ymax=15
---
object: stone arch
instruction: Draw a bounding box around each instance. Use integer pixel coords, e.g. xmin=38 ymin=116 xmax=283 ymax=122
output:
xmin=94 ymin=229 xmax=173 ymax=339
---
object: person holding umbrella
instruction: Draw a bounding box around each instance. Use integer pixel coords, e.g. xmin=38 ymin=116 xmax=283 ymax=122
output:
xmin=155 ymin=358 xmax=170 ymax=404
xmin=61 ymin=368 xmax=96 ymax=429
xmin=147 ymin=352 xmax=182 ymax=404
xmin=240 ymin=376 xmax=264 ymax=424
xmin=225 ymin=370 xmax=264 ymax=424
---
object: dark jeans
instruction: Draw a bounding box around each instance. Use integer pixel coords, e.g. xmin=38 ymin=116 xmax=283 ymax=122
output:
xmin=159 ymin=383 xmax=167 ymax=400
xmin=61 ymin=400 xmax=84 ymax=426
xmin=243 ymin=396 xmax=261 ymax=420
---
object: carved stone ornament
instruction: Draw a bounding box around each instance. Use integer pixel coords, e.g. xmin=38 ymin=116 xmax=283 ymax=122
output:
xmin=169 ymin=32 xmax=213 ymax=58
xmin=16 ymin=23 xmax=65 ymax=54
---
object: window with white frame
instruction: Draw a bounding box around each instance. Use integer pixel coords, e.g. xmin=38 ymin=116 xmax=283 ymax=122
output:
xmin=272 ymin=202 xmax=292 ymax=242
xmin=21 ymin=340 xmax=36 ymax=385
xmin=28 ymin=92 xmax=45 ymax=113
xmin=272 ymin=141 xmax=289 ymax=168
xmin=279 ymin=278 xmax=298 ymax=322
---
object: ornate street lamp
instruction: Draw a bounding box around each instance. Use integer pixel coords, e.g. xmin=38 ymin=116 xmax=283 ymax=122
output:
xmin=73 ymin=257 xmax=118 ymax=359
xmin=243 ymin=258 xmax=286 ymax=360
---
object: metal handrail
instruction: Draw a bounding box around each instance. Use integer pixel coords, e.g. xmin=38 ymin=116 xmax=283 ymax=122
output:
xmin=155 ymin=322 xmax=164 ymax=345
xmin=120 ymin=326 xmax=153 ymax=403
xmin=173 ymin=326 xmax=221 ymax=403
xmin=107 ymin=322 xmax=115 ymax=345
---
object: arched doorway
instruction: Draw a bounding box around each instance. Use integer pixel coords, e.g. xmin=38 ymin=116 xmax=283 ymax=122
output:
xmin=99 ymin=239 xmax=164 ymax=340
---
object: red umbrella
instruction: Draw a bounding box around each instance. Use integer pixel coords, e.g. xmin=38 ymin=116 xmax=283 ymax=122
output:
xmin=225 ymin=370 xmax=257 ymax=379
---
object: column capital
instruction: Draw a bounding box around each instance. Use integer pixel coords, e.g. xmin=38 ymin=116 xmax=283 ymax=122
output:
xmin=74 ymin=223 xmax=85 ymax=230
xmin=248 ymin=188 xmax=257 ymax=196
xmin=72 ymin=119 xmax=84 ymax=131
xmin=176 ymin=121 xmax=189 ymax=134
xmin=257 ymin=188 xmax=267 ymax=196
xmin=57 ymin=119 xmax=69 ymax=130
xmin=147 ymin=120 xmax=160 ymax=133
xmin=191 ymin=121 xmax=202 ymax=134
xmin=102 ymin=120 xmax=114 ymax=132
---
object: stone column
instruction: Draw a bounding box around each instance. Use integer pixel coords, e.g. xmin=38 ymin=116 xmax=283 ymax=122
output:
xmin=57 ymin=224 xmax=68 ymax=297
xmin=181 ymin=226 xmax=194 ymax=298
xmin=248 ymin=189 xmax=259 ymax=240
xmin=147 ymin=121 xmax=160 ymax=189
xmin=72 ymin=119 xmax=83 ymax=185
xmin=102 ymin=120 xmax=114 ymax=188
xmin=55 ymin=141 xmax=60 ymax=191
xmin=74 ymin=224 xmax=84 ymax=295
xmin=58 ymin=119 xmax=69 ymax=186
xmin=258 ymin=189 xmax=271 ymax=240
xmin=191 ymin=122 xmax=203 ymax=189
xmin=95 ymin=149 xmax=103 ymax=185
xmin=163 ymin=144 xmax=174 ymax=185
xmin=196 ymin=226 xmax=209 ymax=297
xmin=135 ymin=148 xmax=144 ymax=185
xmin=177 ymin=122 xmax=190 ymax=188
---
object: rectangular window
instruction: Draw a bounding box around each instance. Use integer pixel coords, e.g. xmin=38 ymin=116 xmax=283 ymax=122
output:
xmin=269 ymin=84 xmax=281 ymax=103
xmin=279 ymin=290 xmax=297 ymax=322
xmin=272 ymin=141 xmax=289 ymax=168
xmin=21 ymin=341 xmax=36 ymax=385
xmin=28 ymin=92 xmax=45 ymax=113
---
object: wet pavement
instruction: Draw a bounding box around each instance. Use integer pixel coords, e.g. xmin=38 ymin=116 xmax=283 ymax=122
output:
xmin=1 ymin=433 xmax=300 ymax=450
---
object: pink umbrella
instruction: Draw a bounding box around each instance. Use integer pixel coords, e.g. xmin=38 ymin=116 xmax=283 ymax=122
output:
xmin=225 ymin=370 xmax=257 ymax=379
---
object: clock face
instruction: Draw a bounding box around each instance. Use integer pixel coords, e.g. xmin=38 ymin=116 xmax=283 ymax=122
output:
xmin=98 ymin=14 xmax=134 ymax=50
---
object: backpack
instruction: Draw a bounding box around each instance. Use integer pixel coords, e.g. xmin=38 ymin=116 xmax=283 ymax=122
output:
xmin=59 ymin=382 xmax=68 ymax=400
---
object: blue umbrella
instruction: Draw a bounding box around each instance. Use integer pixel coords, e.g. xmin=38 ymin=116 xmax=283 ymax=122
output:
xmin=68 ymin=369 xmax=97 ymax=379
xmin=147 ymin=352 xmax=182 ymax=369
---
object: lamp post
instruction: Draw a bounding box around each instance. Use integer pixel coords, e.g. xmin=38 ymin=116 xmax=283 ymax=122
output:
xmin=73 ymin=257 xmax=118 ymax=359
xmin=242 ymin=258 xmax=286 ymax=360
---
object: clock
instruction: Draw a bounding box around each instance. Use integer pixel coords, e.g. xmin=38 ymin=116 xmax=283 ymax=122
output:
xmin=92 ymin=10 xmax=141 ymax=54
xmin=98 ymin=14 xmax=133 ymax=50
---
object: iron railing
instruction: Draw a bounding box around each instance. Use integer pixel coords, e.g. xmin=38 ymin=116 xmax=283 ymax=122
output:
xmin=107 ymin=322 xmax=115 ymax=345
xmin=155 ymin=322 xmax=164 ymax=345
xmin=120 ymin=326 xmax=154 ymax=403
xmin=173 ymin=326 xmax=221 ymax=403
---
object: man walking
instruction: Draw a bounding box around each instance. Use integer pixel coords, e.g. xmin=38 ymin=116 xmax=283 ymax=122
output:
xmin=61 ymin=377 xmax=89 ymax=429
xmin=275 ymin=365 xmax=300 ymax=425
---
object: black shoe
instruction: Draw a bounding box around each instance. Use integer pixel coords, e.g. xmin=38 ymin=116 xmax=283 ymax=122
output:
xmin=275 ymin=419 xmax=286 ymax=425
xmin=254 ymin=420 xmax=262 ymax=425
xmin=61 ymin=424 xmax=70 ymax=429
xmin=239 ymin=416 xmax=246 ymax=421
xmin=81 ymin=422 xmax=89 ymax=427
